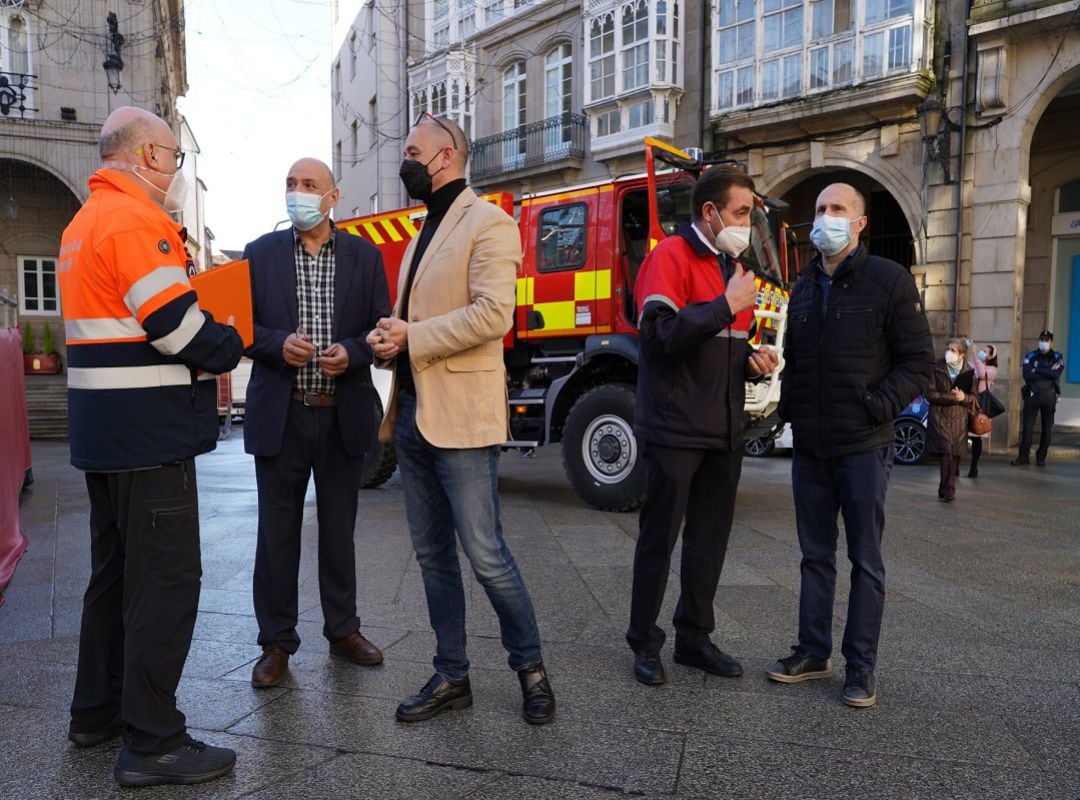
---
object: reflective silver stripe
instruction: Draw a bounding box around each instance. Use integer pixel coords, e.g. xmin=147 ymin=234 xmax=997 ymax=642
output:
xmin=68 ymin=364 xmax=193 ymax=390
xmin=65 ymin=317 xmax=144 ymax=342
xmin=716 ymin=328 xmax=750 ymax=339
xmin=638 ymin=293 xmax=681 ymax=326
xmin=151 ymin=301 xmax=205 ymax=356
xmin=123 ymin=266 xmax=190 ymax=316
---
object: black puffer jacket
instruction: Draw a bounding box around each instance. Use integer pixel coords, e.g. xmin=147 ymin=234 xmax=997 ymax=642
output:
xmin=778 ymin=247 xmax=934 ymax=457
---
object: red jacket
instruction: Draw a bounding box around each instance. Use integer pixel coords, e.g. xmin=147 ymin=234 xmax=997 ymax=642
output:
xmin=633 ymin=222 xmax=756 ymax=450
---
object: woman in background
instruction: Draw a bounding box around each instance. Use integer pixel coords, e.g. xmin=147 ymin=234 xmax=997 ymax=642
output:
xmin=968 ymin=344 xmax=998 ymax=478
xmin=926 ymin=338 xmax=974 ymax=501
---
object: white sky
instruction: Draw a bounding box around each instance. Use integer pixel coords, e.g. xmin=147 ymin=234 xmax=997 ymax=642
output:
xmin=178 ymin=0 xmax=332 ymax=254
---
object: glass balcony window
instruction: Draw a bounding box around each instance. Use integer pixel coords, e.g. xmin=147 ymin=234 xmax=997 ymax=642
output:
xmin=585 ymin=0 xmax=685 ymax=105
xmin=712 ymin=0 xmax=923 ymax=113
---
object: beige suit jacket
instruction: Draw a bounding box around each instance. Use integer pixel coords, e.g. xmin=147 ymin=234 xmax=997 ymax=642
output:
xmin=376 ymin=186 xmax=519 ymax=448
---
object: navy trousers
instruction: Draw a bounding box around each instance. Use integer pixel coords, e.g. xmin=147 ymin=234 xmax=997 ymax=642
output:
xmin=1019 ymin=388 xmax=1056 ymax=463
xmin=792 ymin=446 xmax=893 ymax=670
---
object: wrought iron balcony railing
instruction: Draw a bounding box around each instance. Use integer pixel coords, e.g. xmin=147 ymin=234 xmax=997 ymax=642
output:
xmin=0 ymin=72 xmax=36 ymax=119
xmin=471 ymin=112 xmax=586 ymax=180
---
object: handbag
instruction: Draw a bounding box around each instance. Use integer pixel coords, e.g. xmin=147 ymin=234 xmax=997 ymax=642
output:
xmin=978 ymin=388 xmax=1005 ymax=418
xmin=969 ymin=395 xmax=992 ymax=436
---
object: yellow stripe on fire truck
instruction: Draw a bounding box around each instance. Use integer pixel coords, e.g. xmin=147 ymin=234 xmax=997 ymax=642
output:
xmin=516 ymin=270 xmax=612 ymax=330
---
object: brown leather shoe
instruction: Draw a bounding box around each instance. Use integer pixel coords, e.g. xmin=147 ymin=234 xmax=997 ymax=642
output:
xmin=329 ymin=630 xmax=384 ymax=665
xmin=251 ymin=644 xmax=289 ymax=688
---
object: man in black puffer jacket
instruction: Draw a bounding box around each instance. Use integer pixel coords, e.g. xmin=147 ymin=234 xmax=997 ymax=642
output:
xmin=766 ymin=183 xmax=933 ymax=709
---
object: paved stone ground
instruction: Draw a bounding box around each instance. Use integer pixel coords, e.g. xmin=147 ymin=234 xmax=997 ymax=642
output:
xmin=3 ymin=435 xmax=1079 ymax=799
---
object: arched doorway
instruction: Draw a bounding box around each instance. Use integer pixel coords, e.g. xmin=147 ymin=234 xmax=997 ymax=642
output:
xmin=0 ymin=158 xmax=83 ymax=360
xmin=774 ymin=169 xmax=916 ymax=271
xmin=1024 ymin=74 xmax=1080 ymax=426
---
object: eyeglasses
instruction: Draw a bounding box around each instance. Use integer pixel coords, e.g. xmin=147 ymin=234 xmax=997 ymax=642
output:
xmin=413 ymin=111 xmax=458 ymax=151
xmin=151 ymin=143 xmax=185 ymax=170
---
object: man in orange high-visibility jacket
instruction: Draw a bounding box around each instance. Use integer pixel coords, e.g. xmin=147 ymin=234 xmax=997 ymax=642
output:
xmin=59 ymin=107 xmax=242 ymax=788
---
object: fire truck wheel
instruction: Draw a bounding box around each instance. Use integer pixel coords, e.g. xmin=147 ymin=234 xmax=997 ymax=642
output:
xmin=361 ymin=392 xmax=397 ymax=489
xmin=562 ymin=384 xmax=645 ymax=511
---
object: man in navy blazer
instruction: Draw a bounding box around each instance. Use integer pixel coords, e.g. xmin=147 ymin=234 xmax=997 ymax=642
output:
xmin=242 ymin=158 xmax=391 ymax=688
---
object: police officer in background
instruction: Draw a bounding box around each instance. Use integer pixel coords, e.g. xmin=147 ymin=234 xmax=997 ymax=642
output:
xmin=1012 ymin=330 xmax=1065 ymax=467
xmin=60 ymin=107 xmax=242 ymax=787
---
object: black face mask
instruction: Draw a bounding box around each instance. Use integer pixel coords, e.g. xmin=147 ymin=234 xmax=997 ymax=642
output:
xmin=399 ymin=152 xmax=443 ymax=202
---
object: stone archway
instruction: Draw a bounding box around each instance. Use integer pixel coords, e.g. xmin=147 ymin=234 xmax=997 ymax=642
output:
xmin=762 ymin=152 xmax=925 ymax=268
xmin=1021 ymin=73 xmax=1080 ymax=426
xmin=0 ymin=158 xmax=83 ymax=359
xmin=769 ymin=168 xmax=918 ymax=274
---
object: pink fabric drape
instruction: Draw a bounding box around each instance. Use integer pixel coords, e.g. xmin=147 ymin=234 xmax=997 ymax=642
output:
xmin=0 ymin=328 xmax=31 ymax=605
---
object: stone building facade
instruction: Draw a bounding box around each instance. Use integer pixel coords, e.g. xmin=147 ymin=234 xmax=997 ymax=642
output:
xmin=0 ymin=0 xmax=189 ymax=362
xmin=334 ymin=0 xmax=1080 ymax=444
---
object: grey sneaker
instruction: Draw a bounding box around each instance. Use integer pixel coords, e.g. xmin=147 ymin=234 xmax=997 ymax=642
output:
xmin=766 ymin=647 xmax=832 ymax=683
xmin=114 ymin=738 xmax=236 ymax=787
xmin=842 ymin=665 xmax=877 ymax=708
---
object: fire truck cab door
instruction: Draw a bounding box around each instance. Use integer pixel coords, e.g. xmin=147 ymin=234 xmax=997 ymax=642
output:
xmin=520 ymin=189 xmax=601 ymax=339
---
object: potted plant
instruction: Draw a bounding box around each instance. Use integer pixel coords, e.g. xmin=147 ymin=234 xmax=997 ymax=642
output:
xmin=23 ymin=320 xmax=63 ymax=375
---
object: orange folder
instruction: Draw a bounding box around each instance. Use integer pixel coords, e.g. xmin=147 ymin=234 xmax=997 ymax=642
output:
xmin=189 ymin=260 xmax=254 ymax=347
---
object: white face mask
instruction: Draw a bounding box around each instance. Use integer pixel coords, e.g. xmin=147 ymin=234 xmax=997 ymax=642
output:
xmin=945 ymin=350 xmax=963 ymax=367
xmin=132 ymin=164 xmax=189 ymax=213
xmin=710 ymin=215 xmax=751 ymax=257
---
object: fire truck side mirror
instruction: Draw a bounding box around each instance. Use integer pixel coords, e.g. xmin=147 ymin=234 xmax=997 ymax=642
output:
xmin=526 ymin=310 xmax=545 ymax=331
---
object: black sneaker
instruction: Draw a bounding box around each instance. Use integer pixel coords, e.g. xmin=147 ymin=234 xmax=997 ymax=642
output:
xmin=842 ymin=665 xmax=877 ymax=708
xmin=766 ymin=647 xmax=832 ymax=683
xmin=1011 ymin=457 xmax=1030 ymax=466
xmin=68 ymin=718 xmax=125 ymax=748
xmin=114 ymin=738 xmax=236 ymax=787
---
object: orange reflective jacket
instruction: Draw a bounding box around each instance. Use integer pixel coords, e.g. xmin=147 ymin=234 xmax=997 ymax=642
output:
xmin=60 ymin=169 xmax=242 ymax=470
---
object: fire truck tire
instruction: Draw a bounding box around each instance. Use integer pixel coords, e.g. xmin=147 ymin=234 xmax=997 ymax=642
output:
xmin=562 ymin=384 xmax=645 ymax=511
xmin=360 ymin=392 xmax=397 ymax=489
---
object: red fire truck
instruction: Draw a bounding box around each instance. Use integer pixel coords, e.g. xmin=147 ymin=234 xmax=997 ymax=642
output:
xmin=338 ymin=138 xmax=797 ymax=510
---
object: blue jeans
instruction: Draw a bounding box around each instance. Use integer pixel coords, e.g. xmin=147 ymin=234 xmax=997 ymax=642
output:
xmin=394 ymin=392 xmax=542 ymax=680
xmin=792 ymin=446 xmax=893 ymax=670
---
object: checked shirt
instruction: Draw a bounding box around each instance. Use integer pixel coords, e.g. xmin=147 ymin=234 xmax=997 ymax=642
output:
xmin=293 ymin=229 xmax=336 ymax=395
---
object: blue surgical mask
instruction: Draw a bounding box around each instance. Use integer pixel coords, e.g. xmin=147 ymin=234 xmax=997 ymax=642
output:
xmin=286 ymin=190 xmax=331 ymax=231
xmin=810 ymin=214 xmax=853 ymax=257
xmin=977 ymin=349 xmax=987 ymax=361
xmin=1038 ymin=341 xmax=1051 ymax=353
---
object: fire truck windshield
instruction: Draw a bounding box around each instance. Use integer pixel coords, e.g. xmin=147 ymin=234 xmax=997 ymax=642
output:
xmin=742 ymin=203 xmax=785 ymax=285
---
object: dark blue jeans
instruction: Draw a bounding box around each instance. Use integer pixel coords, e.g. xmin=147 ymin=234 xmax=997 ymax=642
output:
xmin=792 ymin=446 xmax=893 ymax=670
xmin=394 ymin=392 xmax=542 ymax=681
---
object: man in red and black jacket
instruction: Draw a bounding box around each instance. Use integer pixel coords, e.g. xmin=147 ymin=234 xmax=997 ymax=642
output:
xmin=626 ymin=166 xmax=779 ymax=686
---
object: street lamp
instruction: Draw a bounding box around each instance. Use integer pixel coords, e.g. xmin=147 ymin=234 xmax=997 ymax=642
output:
xmin=103 ymin=12 xmax=124 ymax=95
xmin=917 ymin=95 xmax=957 ymax=184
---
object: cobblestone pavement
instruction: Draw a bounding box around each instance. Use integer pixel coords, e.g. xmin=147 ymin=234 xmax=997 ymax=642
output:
xmin=3 ymin=435 xmax=1079 ymax=799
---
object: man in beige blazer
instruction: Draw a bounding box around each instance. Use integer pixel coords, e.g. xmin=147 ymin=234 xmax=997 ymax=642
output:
xmin=368 ymin=114 xmax=554 ymax=725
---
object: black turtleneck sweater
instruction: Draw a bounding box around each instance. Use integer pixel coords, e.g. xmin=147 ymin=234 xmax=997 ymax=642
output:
xmin=396 ymin=178 xmax=468 ymax=393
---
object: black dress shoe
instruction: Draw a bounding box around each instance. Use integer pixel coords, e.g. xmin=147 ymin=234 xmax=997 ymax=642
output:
xmin=633 ymin=651 xmax=667 ymax=686
xmin=1036 ymin=460 xmax=1046 ymax=467
xmin=518 ymin=663 xmax=555 ymax=725
xmin=395 ymin=673 xmax=473 ymax=722
xmin=673 ymin=640 xmax=743 ymax=677
xmin=68 ymin=719 xmax=125 ymax=748
xmin=1011 ymin=457 xmax=1030 ymax=466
